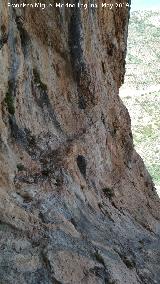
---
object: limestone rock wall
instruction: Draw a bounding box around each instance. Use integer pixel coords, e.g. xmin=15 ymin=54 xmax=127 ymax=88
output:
xmin=0 ymin=1 xmax=160 ymax=283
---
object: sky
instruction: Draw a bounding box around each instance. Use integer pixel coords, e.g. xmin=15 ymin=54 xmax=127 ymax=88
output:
xmin=131 ymin=0 xmax=160 ymax=11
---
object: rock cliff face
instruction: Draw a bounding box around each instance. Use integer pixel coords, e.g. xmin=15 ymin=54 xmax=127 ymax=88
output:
xmin=0 ymin=1 xmax=160 ymax=283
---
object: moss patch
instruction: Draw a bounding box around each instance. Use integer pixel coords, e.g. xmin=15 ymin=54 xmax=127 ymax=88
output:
xmin=17 ymin=163 xmax=25 ymax=172
xmin=4 ymin=92 xmax=15 ymax=115
xmin=102 ymin=187 xmax=114 ymax=200
xmin=33 ymin=68 xmax=47 ymax=92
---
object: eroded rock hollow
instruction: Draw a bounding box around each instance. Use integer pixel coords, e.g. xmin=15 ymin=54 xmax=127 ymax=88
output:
xmin=0 ymin=1 xmax=160 ymax=283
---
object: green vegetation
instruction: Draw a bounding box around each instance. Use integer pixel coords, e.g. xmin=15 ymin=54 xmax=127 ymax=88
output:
xmin=122 ymin=256 xmax=135 ymax=269
xmin=134 ymin=124 xmax=158 ymax=144
xmin=102 ymin=187 xmax=114 ymax=200
xmin=122 ymin=91 xmax=160 ymax=189
xmin=4 ymin=80 xmax=15 ymax=115
xmin=120 ymin=11 xmax=160 ymax=192
xmin=33 ymin=68 xmax=47 ymax=92
xmin=17 ymin=163 xmax=25 ymax=172
xmin=124 ymin=11 xmax=160 ymax=89
xmin=4 ymin=91 xmax=15 ymax=115
xmin=127 ymin=54 xmax=143 ymax=64
xmin=147 ymin=164 xmax=160 ymax=185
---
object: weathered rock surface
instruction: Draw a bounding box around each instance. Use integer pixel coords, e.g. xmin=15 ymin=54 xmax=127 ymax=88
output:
xmin=0 ymin=1 xmax=160 ymax=283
